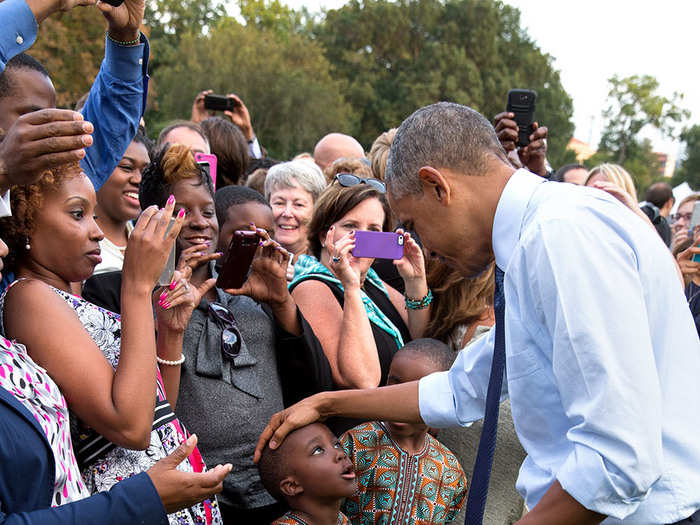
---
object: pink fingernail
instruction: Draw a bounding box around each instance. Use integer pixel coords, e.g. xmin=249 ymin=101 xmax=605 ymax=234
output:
xmin=167 ymin=195 xmax=175 ymax=205
xmin=169 ymin=280 xmax=177 ymax=290
xmin=159 ymin=291 xmax=167 ymax=301
xmin=164 ymin=302 xmax=171 ymax=309
xmin=178 ymin=209 xmax=186 ymax=218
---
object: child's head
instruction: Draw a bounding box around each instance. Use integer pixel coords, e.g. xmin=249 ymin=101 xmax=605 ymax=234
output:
xmin=214 ymin=185 xmax=275 ymax=253
xmin=386 ymin=338 xmax=454 ymax=438
xmin=258 ymin=422 xmax=357 ymax=505
xmin=387 ymin=338 xmax=454 ymax=386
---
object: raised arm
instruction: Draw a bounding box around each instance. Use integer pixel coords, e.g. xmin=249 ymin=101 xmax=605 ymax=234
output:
xmin=4 ymin=203 xmax=183 ymax=449
xmin=79 ymin=0 xmax=148 ymax=191
xmin=292 ymin=228 xmax=382 ymax=389
xmin=388 ymin=230 xmax=430 ymax=338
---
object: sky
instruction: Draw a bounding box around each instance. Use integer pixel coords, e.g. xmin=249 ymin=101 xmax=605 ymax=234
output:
xmin=280 ymin=0 xmax=698 ymax=157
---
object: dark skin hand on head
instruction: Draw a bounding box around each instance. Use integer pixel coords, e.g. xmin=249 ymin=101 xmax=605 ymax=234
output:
xmin=493 ymin=112 xmax=549 ymax=177
xmin=0 ymin=109 xmax=94 ymax=194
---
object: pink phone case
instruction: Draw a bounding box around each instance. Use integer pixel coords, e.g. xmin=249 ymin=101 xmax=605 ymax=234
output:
xmin=352 ymin=231 xmax=404 ymax=260
xmin=195 ymin=153 xmax=218 ymax=189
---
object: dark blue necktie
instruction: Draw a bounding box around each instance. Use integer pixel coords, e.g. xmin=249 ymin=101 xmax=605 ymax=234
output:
xmin=465 ymin=266 xmax=506 ymax=525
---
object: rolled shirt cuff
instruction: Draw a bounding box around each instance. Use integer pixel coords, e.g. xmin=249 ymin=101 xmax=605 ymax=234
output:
xmin=103 ymin=32 xmax=147 ymax=82
xmin=418 ymin=370 xmax=458 ymax=428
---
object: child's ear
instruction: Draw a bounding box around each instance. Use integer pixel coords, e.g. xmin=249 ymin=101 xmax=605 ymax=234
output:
xmin=280 ymin=476 xmax=304 ymax=498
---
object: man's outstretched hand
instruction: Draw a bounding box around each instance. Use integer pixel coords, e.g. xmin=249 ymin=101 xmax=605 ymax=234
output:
xmin=0 ymin=109 xmax=93 ymax=193
xmin=254 ymin=393 xmax=328 ymax=463
xmin=147 ymin=434 xmax=231 ymax=513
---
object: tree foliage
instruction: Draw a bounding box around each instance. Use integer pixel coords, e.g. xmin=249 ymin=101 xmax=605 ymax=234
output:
xmin=593 ymin=74 xmax=689 ymax=194
xmin=312 ymin=0 xmax=574 ymax=167
xmin=152 ymin=19 xmax=351 ymax=159
xmin=29 ymin=7 xmax=106 ymax=108
xmin=598 ymin=75 xmax=688 ymax=165
xmin=29 ymin=0 xmax=578 ymax=165
xmin=672 ymin=125 xmax=700 ymax=190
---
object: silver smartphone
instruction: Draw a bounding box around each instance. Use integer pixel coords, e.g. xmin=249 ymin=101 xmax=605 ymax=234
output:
xmin=157 ymin=218 xmax=177 ymax=287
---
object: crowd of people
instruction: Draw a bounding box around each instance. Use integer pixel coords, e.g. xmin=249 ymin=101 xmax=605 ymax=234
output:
xmin=1 ymin=0 xmax=699 ymax=523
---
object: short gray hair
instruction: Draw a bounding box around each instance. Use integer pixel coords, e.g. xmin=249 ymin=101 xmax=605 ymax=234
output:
xmin=264 ymin=160 xmax=327 ymax=201
xmin=386 ymin=102 xmax=508 ymax=199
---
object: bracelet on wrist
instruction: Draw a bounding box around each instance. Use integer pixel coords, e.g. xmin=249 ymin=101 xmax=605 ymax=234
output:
xmin=107 ymin=31 xmax=141 ymax=46
xmin=405 ymin=289 xmax=433 ymax=310
xmin=156 ymin=354 xmax=185 ymax=366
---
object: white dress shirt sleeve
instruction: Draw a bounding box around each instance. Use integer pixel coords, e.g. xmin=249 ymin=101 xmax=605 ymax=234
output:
xmin=521 ymin=217 xmax=663 ymax=518
xmin=419 ymin=327 xmax=507 ymax=428
xmin=0 ymin=190 xmax=11 ymax=218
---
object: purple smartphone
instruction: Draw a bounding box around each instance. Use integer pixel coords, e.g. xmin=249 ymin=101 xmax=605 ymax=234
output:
xmin=352 ymin=231 xmax=404 ymax=260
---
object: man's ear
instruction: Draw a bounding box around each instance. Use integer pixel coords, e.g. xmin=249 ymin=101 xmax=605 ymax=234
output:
xmin=280 ymin=476 xmax=304 ymax=498
xmin=418 ymin=166 xmax=451 ymax=205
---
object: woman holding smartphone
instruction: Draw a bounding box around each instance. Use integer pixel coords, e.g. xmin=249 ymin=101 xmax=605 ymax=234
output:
xmin=0 ymin=161 xmax=223 ymax=525
xmin=289 ymin=176 xmax=429 ymax=396
xmin=139 ymin=144 xmax=328 ymax=524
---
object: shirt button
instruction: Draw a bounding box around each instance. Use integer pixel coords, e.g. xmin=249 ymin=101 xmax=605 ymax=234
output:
xmin=16 ymin=35 xmax=24 ymax=45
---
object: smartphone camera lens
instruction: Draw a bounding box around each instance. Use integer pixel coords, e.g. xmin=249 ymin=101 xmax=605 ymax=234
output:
xmin=398 ymin=236 xmax=404 ymax=246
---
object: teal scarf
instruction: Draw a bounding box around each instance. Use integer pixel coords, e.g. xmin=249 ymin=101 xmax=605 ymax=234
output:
xmin=291 ymin=254 xmax=404 ymax=349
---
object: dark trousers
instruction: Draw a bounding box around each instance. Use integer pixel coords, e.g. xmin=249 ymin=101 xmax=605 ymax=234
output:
xmin=671 ymin=509 xmax=700 ymax=524
xmin=219 ymin=501 xmax=286 ymax=524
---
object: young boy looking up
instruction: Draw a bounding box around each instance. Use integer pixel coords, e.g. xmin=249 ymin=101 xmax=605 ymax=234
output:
xmin=341 ymin=338 xmax=467 ymax=524
xmin=258 ymin=422 xmax=357 ymax=525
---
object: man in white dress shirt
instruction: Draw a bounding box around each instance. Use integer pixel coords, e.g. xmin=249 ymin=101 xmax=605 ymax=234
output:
xmin=256 ymin=102 xmax=700 ymax=524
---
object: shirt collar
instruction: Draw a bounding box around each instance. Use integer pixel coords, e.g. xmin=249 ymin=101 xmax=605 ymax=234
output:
xmin=492 ymin=169 xmax=546 ymax=271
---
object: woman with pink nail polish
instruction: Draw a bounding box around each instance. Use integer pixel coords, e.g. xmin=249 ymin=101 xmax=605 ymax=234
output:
xmin=0 ymin=160 xmax=223 ymax=524
xmin=139 ymin=145 xmax=330 ymax=524
xmin=92 ymin=132 xmax=152 ymax=275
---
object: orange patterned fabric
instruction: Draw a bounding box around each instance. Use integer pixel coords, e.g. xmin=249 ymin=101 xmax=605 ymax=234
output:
xmin=340 ymin=421 xmax=467 ymax=524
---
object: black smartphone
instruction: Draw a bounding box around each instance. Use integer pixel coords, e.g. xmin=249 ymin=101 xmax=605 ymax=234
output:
xmin=506 ymin=89 xmax=537 ymax=147
xmin=101 ymin=0 xmax=124 ymax=6
xmin=216 ymin=231 xmax=258 ymax=289
xmin=204 ymin=94 xmax=239 ymax=112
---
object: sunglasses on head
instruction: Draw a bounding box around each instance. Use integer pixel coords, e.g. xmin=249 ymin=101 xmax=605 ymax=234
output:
xmin=334 ymin=173 xmax=386 ymax=193
xmin=208 ymin=302 xmax=242 ymax=359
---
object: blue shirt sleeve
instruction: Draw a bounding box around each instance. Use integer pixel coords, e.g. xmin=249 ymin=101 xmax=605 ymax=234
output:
xmin=0 ymin=0 xmax=37 ymax=72
xmin=79 ymin=34 xmax=150 ymax=192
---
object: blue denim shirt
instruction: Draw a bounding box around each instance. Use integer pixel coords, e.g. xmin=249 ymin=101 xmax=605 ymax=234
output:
xmin=0 ymin=0 xmax=150 ymax=191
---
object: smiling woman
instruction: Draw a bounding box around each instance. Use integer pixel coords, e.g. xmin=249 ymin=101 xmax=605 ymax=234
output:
xmin=93 ymin=131 xmax=152 ymax=275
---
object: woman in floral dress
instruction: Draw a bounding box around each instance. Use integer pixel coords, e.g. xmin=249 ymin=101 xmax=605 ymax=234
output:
xmin=0 ymin=161 xmax=222 ymax=524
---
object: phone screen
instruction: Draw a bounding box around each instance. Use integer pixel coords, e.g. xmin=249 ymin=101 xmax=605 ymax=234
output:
xmin=157 ymin=218 xmax=177 ymax=286
xmin=216 ymin=231 xmax=258 ymax=289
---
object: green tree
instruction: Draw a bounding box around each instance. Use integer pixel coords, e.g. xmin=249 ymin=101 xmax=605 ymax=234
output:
xmin=595 ymin=74 xmax=688 ymax=193
xmin=29 ymin=7 xmax=106 ymax=108
xmin=154 ymin=19 xmax=351 ymax=159
xmin=672 ymin=125 xmax=700 ymax=190
xmin=312 ymin=0 xmax=574 ymax=167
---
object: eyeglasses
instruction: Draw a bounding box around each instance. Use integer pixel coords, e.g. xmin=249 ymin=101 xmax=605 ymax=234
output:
xmin=335 ymin=173 xmax=386 ymax=194
xmin=208 ymin=302 xmax=242 ymax=359
xmin=671 ymin=212 xmax=693 ymax=223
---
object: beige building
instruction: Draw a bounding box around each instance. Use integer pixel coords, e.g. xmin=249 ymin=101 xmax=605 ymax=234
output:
xmin=567 ymin=137 xmax=596 ymax=163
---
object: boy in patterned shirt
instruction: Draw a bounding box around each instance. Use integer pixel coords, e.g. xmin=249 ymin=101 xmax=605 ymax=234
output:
xmin=340 ymin=338 xmax=468 ymax=524
xmin=258 ymin=422 xmax=357 ymax=524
